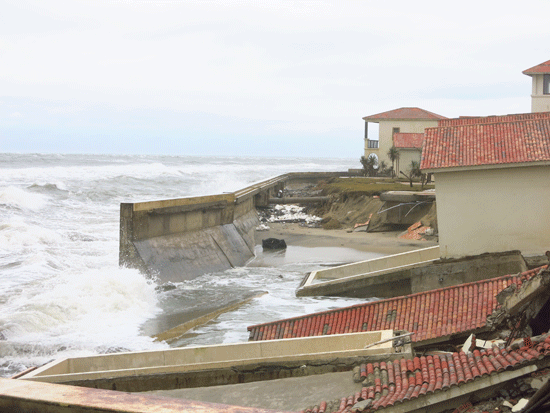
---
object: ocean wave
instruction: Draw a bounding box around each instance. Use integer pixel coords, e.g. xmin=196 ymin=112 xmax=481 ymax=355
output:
xmin=0 ymin=186 xmax=49 ymax=211
xmin=0 ymin=218 xmax=63 ymax=250
xmin=27 ymin=182 xmax=69 ymax=193
xmin=0 ymin=266 xmax=165 ymax=375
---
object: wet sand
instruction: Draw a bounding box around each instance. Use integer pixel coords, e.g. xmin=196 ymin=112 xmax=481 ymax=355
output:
xmin=255 ymin=222 xmax=438 ymax=255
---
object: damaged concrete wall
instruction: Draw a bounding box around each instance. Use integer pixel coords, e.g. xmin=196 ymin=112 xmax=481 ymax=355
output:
xmin=297 ymin=250 xmax=527 ymax=299
xmin=410 ymin=250 xmax=528 ymax=294
xmin=119 ymin=172 xmax=349 ymax=282
xmin=120 ymin=192 xmax=262 ymax=282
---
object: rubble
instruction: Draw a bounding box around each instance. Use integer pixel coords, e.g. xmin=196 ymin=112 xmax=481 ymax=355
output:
xmin=301 ymin=334 xmax=550 ymax=413
xmin=298 ymin=264 xmax=550 ymax=413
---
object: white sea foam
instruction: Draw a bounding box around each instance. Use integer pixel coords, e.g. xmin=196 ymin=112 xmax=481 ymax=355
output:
xmin=0 ymin=267 xmax=164 ymax=359
xmin=0 ymin=154 xmax=359 ymax=377
xmin=0 ymin=217 xmax=63 ymax=251
xmin=0 ymin=186 xmax=49 ymax=210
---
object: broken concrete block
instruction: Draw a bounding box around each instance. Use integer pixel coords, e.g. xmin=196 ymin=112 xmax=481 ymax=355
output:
xmin=511 ymin=398 xmax=529 ymax=412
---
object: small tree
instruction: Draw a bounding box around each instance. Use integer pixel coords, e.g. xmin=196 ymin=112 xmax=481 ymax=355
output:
xmin=378 ymin=160 xmax=388 ymax=176
xmin=360 ymin=154 xmax=378 ymax=177
xmin=387 ymin=146 xmax=400 ymax=178
xmin=410 ymin=160 xmax=422 ymax=179
xmin=400 ymin=160 xmax=422 ymax=188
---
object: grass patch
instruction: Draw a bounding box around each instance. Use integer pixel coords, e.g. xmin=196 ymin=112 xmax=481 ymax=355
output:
xmin=318 ymin=177 xmax=434 ymax=196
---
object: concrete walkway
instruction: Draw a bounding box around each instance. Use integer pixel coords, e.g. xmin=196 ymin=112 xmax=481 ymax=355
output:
xmin=147 ymin=371 xmax=361 ymax=412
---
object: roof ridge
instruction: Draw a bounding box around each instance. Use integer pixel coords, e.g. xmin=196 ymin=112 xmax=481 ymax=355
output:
xmin=436 ymin=116 xmax=550 ymax=129
xmin=363 ymin=107 xmax=447 ymax=121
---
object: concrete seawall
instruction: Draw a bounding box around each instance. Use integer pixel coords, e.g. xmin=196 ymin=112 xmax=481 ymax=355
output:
xmin=119 ymin=172 xmax=349 ymax=282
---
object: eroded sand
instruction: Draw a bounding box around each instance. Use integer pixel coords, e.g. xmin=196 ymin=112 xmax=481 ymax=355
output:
xmin=255 ymin=222 xmax=438 ymax=255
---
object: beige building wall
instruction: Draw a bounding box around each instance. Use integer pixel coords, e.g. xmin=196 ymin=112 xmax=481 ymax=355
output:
xmin=529 ymin=74 xmax=550 ymax=112
xmin=365 ymin=119 xmax=439 ymax=175
xmin=435 ymin=165 xmax=550 ymax=258
xmin=398 ymin=149 xmax=422 ymax=176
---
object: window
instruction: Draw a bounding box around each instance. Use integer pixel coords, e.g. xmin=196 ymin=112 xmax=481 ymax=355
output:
xmin=392 ymin=127 xmax=400 ymax=135
xmin=544 ymin=75 xmax=550 ymax=95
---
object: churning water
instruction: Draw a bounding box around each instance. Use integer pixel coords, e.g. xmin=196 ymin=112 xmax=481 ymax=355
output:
xmin=0 ymin=154 xmax=379 ymax=377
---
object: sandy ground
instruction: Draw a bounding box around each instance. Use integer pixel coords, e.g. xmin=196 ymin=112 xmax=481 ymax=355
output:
xmin=255 ymin=222 xmax=438 ymax=255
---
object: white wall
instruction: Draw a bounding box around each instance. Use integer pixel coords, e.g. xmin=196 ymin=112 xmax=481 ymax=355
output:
xmin=398 ymin=149 xmax=422 ymax=177
xmin=366 ymin=119 xmax=439 ymax=175
xmin=435 ymin=165 xmax=550 ymax=258
xmin=530 ymin=74 xmax=550 ymax=112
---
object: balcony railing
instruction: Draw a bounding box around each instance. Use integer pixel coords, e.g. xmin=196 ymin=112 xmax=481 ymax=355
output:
xmin=367 ymin=140 xmax=379 ymax=149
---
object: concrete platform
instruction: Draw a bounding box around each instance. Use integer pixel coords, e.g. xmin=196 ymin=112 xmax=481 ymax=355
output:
xmin=0 ymin=377 xmax=285 ymax=413
xmin=18 ymin=331 xmax=403 ymax=393
xmin=296 ymin=246 xmax=440 ymax=298
xmin=296 ymin=248 xmax=528 ymax=299
xmin=147 ymin=370 xmax=361 ymax=412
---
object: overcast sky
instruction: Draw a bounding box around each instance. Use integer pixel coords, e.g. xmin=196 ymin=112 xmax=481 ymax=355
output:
xmin=1 ymin=1 xmax=549 ymax=157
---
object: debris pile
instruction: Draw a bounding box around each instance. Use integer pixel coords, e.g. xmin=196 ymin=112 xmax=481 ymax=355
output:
xmin=298 ymin=266 xmax=550 ymax=413
xmin=398 ymin=221 xmax=434 ymax=241
xmin=257 ymin=204 xmax=322 ymax=227
xmin=301 ymin=333 xmax=550 ymax=413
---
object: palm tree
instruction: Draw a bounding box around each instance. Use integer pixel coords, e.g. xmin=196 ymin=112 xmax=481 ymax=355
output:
xmin=378 ymin=160 xmax=388 ymax=176
xmin=410 ymin=160 xmax=421 ymax=179
xmin=401 ymin=160 xmax=422 ymax=187
xmin=360 ymin=154 xmax=378 ymax=177
xmin=387 ymin=146 xmax=399 ymax=178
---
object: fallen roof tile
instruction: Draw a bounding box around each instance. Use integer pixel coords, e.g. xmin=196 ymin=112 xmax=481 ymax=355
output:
xmin=304 ymin=333 xmax=550 ymax=413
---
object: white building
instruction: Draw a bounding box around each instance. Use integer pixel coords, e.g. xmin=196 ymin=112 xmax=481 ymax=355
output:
xmin=421 ymin=113 xmax=550 ymax=259
xmin=523 ymin=59 xmax=550 ymax=113
xmin=362 ymin=107 xmax=446 ymax=176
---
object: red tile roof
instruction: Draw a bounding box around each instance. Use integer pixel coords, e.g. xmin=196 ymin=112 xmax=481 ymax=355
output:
xmin=393 ymin=133 xmax=424 ymax=149
xmin=363 ymin=108 xmax=447 ymax=121
xmin=302 ymin=334 xmax=550 ymax=413
xmin=438 ymin=111 xmax=550 ymax=127
xmin=420 ymin=118 xmax=550 ymax=171
xmin=247 ymin=267 xmax=546 ymax=343
xmin=523 ymin=59 xmax=550 ymax=75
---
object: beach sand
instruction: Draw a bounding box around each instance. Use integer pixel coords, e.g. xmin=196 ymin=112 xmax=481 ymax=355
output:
xmin=255 ymin=222 xmax=438 ymax=255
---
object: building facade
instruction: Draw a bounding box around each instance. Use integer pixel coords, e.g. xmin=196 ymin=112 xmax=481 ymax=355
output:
xmin=421 ymin=114 xmax=550 ymax=259
xmin=523 ymin=59 xmax=550 ymax=113
xmin=362 ymin=107 xmax=446 ymax=176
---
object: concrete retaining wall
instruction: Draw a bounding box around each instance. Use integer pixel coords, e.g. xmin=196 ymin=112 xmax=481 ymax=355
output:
xmin=119 ymin=172 xmax=349 ymax=282
xmin=307 ymin=246 xmax=440 ymax=281
xmin=297 ymin=249 xmax=528 ymax=299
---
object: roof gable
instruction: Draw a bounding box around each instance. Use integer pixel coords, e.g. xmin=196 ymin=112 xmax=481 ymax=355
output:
xmin=420 ymin=117 xmax=550 ymax=171
xmin=523 ymin=59 xmax=550 ymax=75
xmin=394 ymin=133 xmax=424 ymax=149
xmin=363 ymin=107 xmax=447 ymax=121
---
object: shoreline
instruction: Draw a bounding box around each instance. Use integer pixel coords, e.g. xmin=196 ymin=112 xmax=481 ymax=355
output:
xmin=255 ymin=222 xmax=438 ymax=255
xmin=144 ymin=224 xmax=437 ymax=341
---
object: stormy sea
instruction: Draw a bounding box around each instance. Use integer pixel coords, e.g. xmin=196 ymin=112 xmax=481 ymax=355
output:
xmin=0 ymin=153 xmax=380 ymax=378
